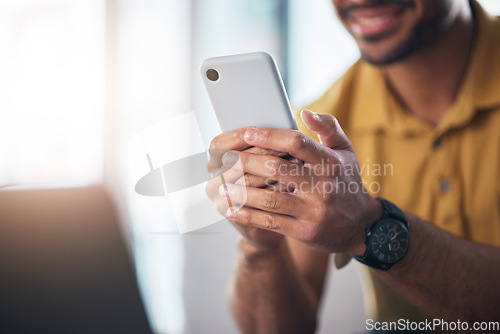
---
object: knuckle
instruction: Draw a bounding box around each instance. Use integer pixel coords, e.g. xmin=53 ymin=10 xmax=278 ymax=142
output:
xmin=322 ymin=114 xmax=337 ymax=131
xmin=260 ymin=128 xmax=271 ymax=139
xmin=305 ymin=225 xmax=322 ymax=243
xmin=262 ymin=192 xmax=279 ymax=210
xmin=328 ymin=151 xmax=342 ymax=166
xmin=320 ymin=185 xmax=335 ymax=200
xmin=298 ymin=219 xmax=322 ymax=242
xmin=263 ymin=215 xmax=280 ymax=230
xmin=265 ymin=158 xmax=282 ymax=176
xmin=243 ymin=174 xmax=253 ymax=187
xmin=238 ymin=209 xmax=251 ymax=224
xmin=312 ymin=202 xmax=328 ymax=222
xmin=243 ymin=175 xmax=268 ymax=188
xmin=289 ymin=131 xmax=307 ymax=151
xmin=326 ymin=114 xmax=337 ymax=126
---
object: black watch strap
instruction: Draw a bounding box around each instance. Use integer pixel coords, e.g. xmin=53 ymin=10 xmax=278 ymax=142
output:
xmin=355 ymin=249 xmax=391 ymax=271
xmin=354 ymin=198 xmax=409 ymax=271
xmin=378 ymin=197 xmax=407 ymax=226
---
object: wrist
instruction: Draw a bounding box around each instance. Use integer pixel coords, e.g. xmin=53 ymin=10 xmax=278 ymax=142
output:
xmin=350 ymin=196 xmax=383 ymax=257
xmin=350 ymin=243 xmax=367 ymax=258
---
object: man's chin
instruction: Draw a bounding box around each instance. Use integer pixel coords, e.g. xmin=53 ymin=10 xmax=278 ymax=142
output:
xmin=360 ymin=49 xmax=413 ymax=66
xmin=358 ymin=32 xmax=425 ymax=66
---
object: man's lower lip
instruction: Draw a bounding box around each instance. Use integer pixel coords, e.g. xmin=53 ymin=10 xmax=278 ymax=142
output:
xmin=350 ymin=8 xmax=407 ymax=38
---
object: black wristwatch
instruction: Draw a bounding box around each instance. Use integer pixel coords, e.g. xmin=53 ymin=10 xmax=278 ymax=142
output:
xmin=354 ymin=198 xmax=409 ymax=271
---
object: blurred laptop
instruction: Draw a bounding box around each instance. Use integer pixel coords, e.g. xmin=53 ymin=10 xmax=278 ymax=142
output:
xmin=0 ymin=186 xmax=152 ymax=334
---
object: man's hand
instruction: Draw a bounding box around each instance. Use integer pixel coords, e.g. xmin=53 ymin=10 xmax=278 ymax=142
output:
xmin=219 ymin=110 xmax=382 ymax=255
xmin=206 ymin=128 xmax=288 ymax=253
xmin=214 ymin=111 xmax=500 ymax=325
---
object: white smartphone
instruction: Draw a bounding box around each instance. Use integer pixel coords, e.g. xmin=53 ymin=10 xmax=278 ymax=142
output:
xmin=200 ymin=52 xmax=297 ymax=132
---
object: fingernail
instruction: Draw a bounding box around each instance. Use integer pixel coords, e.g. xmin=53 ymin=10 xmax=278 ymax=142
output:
xmin=219 ymin=185 xmax=228 ymax=198
xmin=244 ymin=129 xmax=260 ymax=142
xmin=226 ymin=207 xmax=236 ymax=218
xmin=222 ymin=150 xmax=239 ymax=166
xmin=312 ymin=112 xmax=320 ymax=120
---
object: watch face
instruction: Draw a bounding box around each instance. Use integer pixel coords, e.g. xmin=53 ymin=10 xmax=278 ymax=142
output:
xmin=369 ymin=219 xmax=409 ymax=264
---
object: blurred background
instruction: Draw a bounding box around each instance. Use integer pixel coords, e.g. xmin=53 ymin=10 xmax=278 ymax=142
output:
xmin=1 ymin=0 xmax=499 ymax=333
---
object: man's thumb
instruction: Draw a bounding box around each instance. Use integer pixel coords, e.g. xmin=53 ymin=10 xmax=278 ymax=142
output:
xmin=300 ymin=109 xmax=352 ymax=150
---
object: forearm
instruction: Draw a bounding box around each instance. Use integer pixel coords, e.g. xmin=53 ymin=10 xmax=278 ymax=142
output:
xmin=229 ymin=238 xmax=318 ymax=334
xmin=378 ymin=212 xmax=500 ymax=322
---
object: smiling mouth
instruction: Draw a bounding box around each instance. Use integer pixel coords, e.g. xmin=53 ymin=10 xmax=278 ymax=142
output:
xmin=343 ymin=3 xmax=415 ymax=42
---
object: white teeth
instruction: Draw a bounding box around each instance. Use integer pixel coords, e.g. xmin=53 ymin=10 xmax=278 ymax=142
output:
xmin=357 ymin=15 xmax=392 ymax=26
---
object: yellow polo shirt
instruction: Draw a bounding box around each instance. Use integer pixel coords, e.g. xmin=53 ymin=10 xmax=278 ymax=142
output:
xmin=295 ymin=1 xmax=500 ymax=322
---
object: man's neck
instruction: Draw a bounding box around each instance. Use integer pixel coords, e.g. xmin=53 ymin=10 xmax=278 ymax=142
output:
xmin=383 ymin=3 xmax=476 ymax=126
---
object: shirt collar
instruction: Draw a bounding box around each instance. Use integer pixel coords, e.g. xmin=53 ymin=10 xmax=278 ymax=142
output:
xmin=351 ymin=0 xmax=500 ymax=136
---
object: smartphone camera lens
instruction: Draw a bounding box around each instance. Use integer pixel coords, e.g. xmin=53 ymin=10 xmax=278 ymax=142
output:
xmin=206 ymin=69 xmax=219 ymax=82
